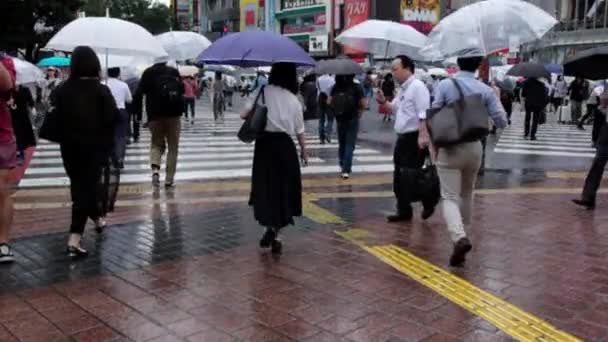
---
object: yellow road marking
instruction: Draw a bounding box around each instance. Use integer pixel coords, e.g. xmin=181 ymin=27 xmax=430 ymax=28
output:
xmin=336 ymin=229 xmax=581 ymax=342
xmin=302 ymin=194 xmax=345 ymax=224
xmin=546 ymin=171 xmax=588 ymax=179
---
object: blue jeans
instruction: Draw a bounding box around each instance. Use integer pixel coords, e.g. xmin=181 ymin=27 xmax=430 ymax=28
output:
xmin=337 ymin=118 xmax=359 ymax=173
xmin=319 ymin=106 xmax=334 ymax=141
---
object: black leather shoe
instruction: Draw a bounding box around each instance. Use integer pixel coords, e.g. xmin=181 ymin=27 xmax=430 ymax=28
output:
xmin=386 ymin=213 xmax=412 ymax=223
xmin=449 ymin=238 xmax=472 ymax=267
xmin=572 ymin=199 xmax=595 ymax=210
xmin=421 ymin=207 xmax=435 ymax=220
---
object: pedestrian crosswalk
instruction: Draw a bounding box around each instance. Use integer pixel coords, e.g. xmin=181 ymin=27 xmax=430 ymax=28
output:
xmin=494 ymin=114 xmax=596 ymax=158
xmin=21 ymin=111 xmax=396 ymax=188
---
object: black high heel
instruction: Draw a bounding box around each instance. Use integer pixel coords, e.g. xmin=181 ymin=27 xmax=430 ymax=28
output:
xmin=67 ymin=245 xmax=89 ymax=258
xmin=94 ymin=219 xmax=106 ymax=234
xmin=271 ymin=239 xmax=282 ymax=254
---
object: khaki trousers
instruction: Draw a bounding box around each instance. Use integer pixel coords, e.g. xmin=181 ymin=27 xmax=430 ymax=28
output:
xmin=149 ymin=117 xmax=181 ymax=183
xmin=436 ymin=141 xmax=483 ymax=242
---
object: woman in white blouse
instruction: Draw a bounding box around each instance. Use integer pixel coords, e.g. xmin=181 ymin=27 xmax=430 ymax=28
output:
xmin=241 ymin=62 xmax=309 ymax=254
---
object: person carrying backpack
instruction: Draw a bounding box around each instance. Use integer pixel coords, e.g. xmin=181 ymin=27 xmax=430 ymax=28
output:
xmin=329 ymin=74 xmax=366 ymax=179
xmin=133 ymin=61 xmax=184 ymax=188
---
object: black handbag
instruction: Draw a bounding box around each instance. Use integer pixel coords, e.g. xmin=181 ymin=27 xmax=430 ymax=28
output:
xmin=399 ymin=157 xmax=440 ymax=207
xmin=238 ymin=86 xmax=268 ymax=143
xmin=38 ymin=106 xmax=62 ymax=143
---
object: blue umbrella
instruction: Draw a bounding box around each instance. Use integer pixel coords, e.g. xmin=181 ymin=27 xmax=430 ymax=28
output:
xmin=544 ymin=63 xmax=563 ymax=75
xmin=37 ymin=56 xmax=71 ymax=67
xmin=197 ymin=31 xmax=315 ymax=67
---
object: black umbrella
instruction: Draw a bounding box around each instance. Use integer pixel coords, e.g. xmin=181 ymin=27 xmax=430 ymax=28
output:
xmin=564 ymin=46 xmax=608 ymax=80
xmin=506 ymin=62 xmax=551 ymax=79
xmin=314 ymin=58 xmax=364 ymax=75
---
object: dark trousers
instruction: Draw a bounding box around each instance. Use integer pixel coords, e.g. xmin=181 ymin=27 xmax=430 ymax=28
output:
xmin=593 ymin=112 xmax=606 ymax=144
xmin=582 ymin=125 xmax=608 ymax=204
xmin=61 ymin=144 xmax=106 ymax=235
xmin=501 ymin=99 xmax=513 ymax=122
xmin=319 ymin=104 xmax=334 ymax=141
xmin=524 ymin=107 xmax=541 ymax=138
xmin=337 ymin=118 xmax=359 ymax=173
xmin=113 ymin=109 xmax=129 ymax=165
xmin=183 ymin=97 xmax=195 ymax=118
xmin=393 ymin=131 xmax=426 ymax=216
xmin=131 ymin=112 xmax=140 ymax=142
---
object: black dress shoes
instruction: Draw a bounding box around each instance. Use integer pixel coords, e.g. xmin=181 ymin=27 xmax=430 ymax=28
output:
xmin=572 ymin=199 xmax=595 ymax=210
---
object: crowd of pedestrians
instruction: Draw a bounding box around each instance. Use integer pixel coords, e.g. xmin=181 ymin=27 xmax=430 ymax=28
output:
xmin=4 ymin=43 xmax=608 ymax=268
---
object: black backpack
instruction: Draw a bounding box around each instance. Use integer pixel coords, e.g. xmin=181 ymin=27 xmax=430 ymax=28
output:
xmin=154 ymin=70 xmax=183 ymax=110
xmin=331 ymin=87 xmax=357 ymax=118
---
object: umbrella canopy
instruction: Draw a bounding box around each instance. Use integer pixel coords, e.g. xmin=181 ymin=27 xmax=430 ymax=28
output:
xmin=178 ymin=65 xmax=199 ymax=77
xmin=197 ymin=31 xmax=315 ymax=67
xmin=564 ymin=46 xmax=608 ymax=80
xmin=544 ymin=63 xmax=563 ymax=75
xmin=428 ymin=68 xmax=448 ymax=77
xmin=37 ymin=56 xmax=70 ymax=67
xmin=335 ymin=19 xmax=426 ymax=59
xmin=156 ymin=31 xmax=211 ymax=61
xmin=314 ymin=58 xmax=364 ymax=76
xmin=12 ymin=58 xmax=44 ymax=85
xmin=421 ymin=0 xmax=557 ymax=60
xmin=46 ymin=17 xmax=168 ymax=60
xmin=204 ymin=64 xmax=237 ymax=75
xmin=507 ymin=62 xmax=551 ymax=79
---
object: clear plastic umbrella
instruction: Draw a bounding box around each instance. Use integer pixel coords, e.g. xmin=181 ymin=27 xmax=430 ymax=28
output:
xmin=335 ymin=19 xmax=427 ymax=59
xmin=156 ymin=31 xmax=212 ymax=61
xmin=46 ymin=17 xmax=168 ymax=60
xmin=421 ymin=0 xmax=557 ymax=60
xmin=11 ymin=58 xmax=44 ymax=85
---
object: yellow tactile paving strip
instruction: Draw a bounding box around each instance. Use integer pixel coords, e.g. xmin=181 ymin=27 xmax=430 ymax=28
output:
xmin=336 ymin=229 xmax=582 ymax=342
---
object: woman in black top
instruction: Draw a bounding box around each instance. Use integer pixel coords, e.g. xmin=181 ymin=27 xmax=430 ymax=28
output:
xmin=380 ymin=73 xmax=395 ymax=122
xmin=52 ymin=46 xmax=118 ymax=257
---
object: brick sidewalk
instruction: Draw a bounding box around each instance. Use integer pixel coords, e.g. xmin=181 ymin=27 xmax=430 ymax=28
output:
xmin=2 ymin=174 xmax=608 ymax=341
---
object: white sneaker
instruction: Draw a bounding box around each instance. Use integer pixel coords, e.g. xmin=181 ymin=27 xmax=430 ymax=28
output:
xmin=0 ymin=244 xmax=15 ymax=263
xmin=341 ymin=173 xmax=350 ymax=179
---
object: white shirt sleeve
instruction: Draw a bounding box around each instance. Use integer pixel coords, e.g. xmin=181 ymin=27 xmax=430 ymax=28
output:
xmin=294 ymin=99 xmax=305 ymax=135
xmin=415 ymin=82 xmax=430 ymax=120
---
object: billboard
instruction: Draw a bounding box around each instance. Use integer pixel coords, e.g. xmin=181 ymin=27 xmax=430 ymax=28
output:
xmin=343 ymin=0 xmax=370 ymax=55
xmin=400 ymin=0 xmax=440 ymax=34
xmin=240 ymin=0 xmax=259 ymax=31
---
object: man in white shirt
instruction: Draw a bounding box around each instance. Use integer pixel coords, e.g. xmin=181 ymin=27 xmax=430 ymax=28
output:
xmin=106 ymin=67 xmax=132 ymax=169
xmin=377 ymin=55 xmax=434 ymax=222
xmin=317 ymin=74 xmax=335 ymax=143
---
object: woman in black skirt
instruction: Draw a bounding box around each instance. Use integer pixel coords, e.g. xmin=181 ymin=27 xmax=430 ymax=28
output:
xmin=51 ymin=46 xmax=118 ymax=258
xmin=241 ymin=62 xmax=308 ymax=254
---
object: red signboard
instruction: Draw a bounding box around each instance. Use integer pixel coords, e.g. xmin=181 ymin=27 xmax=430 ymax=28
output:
xmin=315 ymin=13 xmax=326 ymax=26
xmin=343 ymin=0 xmax=369 ymax=55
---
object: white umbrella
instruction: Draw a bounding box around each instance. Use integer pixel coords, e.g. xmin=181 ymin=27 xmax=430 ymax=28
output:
xmin=11 ymin=58 xmax=44 ymax=85
xmin=421 ymin=0 xmax=557 ymax=60
xmin=156 ymin=31 xmax=212 ymax=61
xmin=46 ymin=17 xmax=168 ymax=60
xmin=335 ymin=20 xmax=427 ymax=59
xmin=428 ymin=68 xmax=448 ymax=77
xmin=178 ymin=65 xmax=199 ymax=77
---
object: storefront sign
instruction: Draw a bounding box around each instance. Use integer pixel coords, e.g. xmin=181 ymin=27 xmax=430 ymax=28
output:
xmin=282 ymin=0 xmax=321 ymax=10
xmin=282 ymin=15 xmax=325 ymax=34
xmin=400 ymin=0 xmax=440 ymax=34
xmin=343 ymin=0 xmax=369 ymax=55
xmin=315 ymin=13 xmax=326 ymax=26
xmin=309 ymin=34 xmax=328 ymax=53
